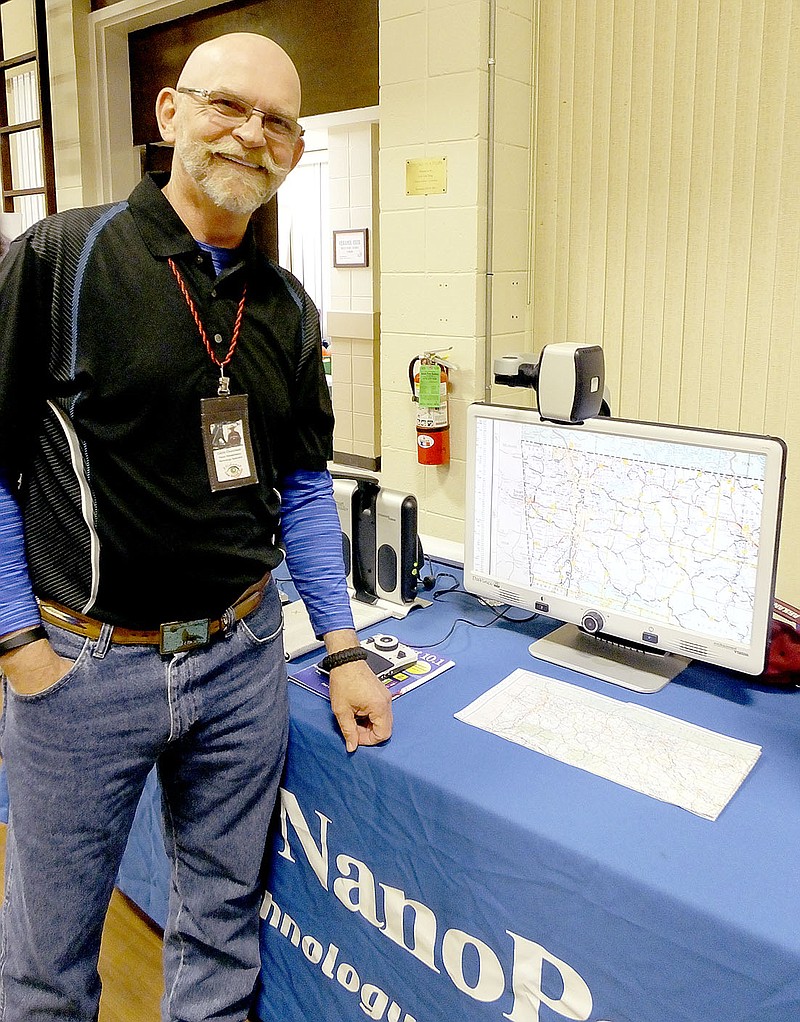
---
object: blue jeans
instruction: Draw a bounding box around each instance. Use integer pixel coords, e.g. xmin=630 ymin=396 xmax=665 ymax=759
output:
xmin=0 ymin=581 xmax=288 ymax=1021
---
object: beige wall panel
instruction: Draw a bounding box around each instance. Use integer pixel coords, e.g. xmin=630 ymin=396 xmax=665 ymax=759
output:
xmin=597 ymin=0 xmax=636 ymax=407
xmin=658 ymin=0 xmax=697 ymax=425
xmin=553 ymin=1 xmax=576 ymax=349
xmin=565 ymin=1 xmax=594 ymax=350
xmin=741 ymin=1 xmax=793 ymax=435
xmin=765 ymin=8 xmax=800 ymax=447
xmin=679 ymin=0 xmax=719 ymax=427
xmin=530 ymin=0 xmax=561 ymax=348
xmin=531 ymin=0 xmax=799 ymax=600
xmin=699 ymin=1 xmax=740 ymax=429
xmin=637 ymin=0 xmax=677 ymax=424
xmin=716 ymin=3 xmax=763 ymax=432
xmin=584 ymin=0 xmax=613 ymax=355
xmin=618 ymin=0 xmax=656 ymax=417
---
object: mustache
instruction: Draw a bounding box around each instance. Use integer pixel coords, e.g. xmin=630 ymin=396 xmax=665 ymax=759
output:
xmin=205 ymin=142 xmax=282 ymax=175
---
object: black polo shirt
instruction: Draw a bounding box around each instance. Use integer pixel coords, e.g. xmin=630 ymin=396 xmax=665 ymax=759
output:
xmin=0 ymin=174 xmax=333 ymax=627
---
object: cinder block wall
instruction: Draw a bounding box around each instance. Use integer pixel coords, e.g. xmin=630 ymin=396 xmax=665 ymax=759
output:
xmin=378 ymin=0 xmax=533 ymax=548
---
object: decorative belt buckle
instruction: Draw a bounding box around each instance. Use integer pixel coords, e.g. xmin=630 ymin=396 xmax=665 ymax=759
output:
xmin=159 ymin=618 xmax=211 ymax=655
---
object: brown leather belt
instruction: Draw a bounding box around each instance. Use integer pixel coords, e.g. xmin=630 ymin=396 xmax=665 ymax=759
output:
xmin=38 ymin=572 xmax=271 ymax=655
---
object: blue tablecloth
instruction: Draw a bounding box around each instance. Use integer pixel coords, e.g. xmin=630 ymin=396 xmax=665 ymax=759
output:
xmin=254 ymin=584 xmax=800 ymax=1022
xmin=4 ymin=571 xmax=799 ymax=1021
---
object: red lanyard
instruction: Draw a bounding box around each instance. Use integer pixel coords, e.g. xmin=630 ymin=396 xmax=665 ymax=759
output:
xmin=168 ymin=257 xmax=247 ymax=392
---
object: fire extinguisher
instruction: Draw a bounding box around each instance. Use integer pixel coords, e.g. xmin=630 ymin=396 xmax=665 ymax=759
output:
xmin=408 ymin=351 xmax=453 ymax=465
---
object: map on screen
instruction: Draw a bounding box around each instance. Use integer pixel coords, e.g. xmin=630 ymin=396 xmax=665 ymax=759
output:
xmin=475 ymin=420 xmax=767 ymax=644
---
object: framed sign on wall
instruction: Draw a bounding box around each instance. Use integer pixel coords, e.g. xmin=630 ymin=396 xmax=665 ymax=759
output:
xmin=333 ymin=228 xmax=369 ymax=268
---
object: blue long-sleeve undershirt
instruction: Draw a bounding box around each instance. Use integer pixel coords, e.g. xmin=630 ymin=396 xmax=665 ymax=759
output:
xmin=0 ymin=474 xmax=41 ymax=638
xmin=278 ymin=469 xmax=355 ymax=637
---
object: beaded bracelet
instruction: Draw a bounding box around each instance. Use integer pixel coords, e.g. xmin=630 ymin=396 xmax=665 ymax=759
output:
xmin=320 ymin=646 xmax=368 ymax=673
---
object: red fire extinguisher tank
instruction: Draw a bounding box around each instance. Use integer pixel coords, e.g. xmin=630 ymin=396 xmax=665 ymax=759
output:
xmin=409 ymin=354 xmax=451 ymax=466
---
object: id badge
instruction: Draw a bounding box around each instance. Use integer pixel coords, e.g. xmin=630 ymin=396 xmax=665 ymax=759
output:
xmin=201 ymin=394 xmax=259 ymax=491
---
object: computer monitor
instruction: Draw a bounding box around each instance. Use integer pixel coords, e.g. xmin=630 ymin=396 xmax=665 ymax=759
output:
xmin=464 ymin=403 xmax=786 ymax=693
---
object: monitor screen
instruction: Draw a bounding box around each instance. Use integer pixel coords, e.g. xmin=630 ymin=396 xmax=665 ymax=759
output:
xmin=464 ymin=403 xmax=786 ymax=692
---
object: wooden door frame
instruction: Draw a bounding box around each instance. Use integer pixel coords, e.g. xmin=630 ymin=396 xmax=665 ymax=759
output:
xmin=84 ymin=0 xmax=229 ymax=205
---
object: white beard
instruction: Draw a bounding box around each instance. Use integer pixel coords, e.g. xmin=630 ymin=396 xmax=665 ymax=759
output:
xmin=175 ymin=132 xmax=288 ymax=216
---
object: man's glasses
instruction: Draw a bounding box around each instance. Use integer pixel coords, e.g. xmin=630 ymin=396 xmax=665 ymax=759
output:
xmin=177 ymin=88 xmax=304 ymax=146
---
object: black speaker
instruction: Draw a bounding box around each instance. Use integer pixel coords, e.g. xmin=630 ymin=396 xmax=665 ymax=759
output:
xmin=351 ymin=478 xmax=379 ymax=599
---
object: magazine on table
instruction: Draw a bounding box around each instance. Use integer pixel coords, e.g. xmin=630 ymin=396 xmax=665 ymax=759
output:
xmin=290 ymin=650 xmax=455 ymax=701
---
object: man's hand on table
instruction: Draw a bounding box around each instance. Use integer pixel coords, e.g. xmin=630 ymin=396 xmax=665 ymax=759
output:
xmin=329 ymin=659 xmax=393 ymax=752
xmin=323 ymin=629 xmax=393 ymax=752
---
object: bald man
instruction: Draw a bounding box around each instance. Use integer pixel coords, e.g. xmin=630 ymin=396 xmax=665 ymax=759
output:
xmin=0 ymin=32 xmax=391 ymax=1021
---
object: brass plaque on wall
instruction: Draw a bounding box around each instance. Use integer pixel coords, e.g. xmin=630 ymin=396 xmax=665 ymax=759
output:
xmin=406 ymin=158 xmax=448 ymax=196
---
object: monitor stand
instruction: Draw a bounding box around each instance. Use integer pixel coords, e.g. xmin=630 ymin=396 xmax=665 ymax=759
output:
xmin=529 ymin=625 xmax=692 ymax=694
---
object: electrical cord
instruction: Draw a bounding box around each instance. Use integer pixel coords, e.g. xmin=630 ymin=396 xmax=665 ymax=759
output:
xmin=414 ymin=610 xmax=507 ymax=650
xmin=430 ymin=571 xmax=459 ymax=595
xmin=413 ymin=577 xmax=539 ymax=649
xmin=417 ymin=548 xmax=439 ymax=592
